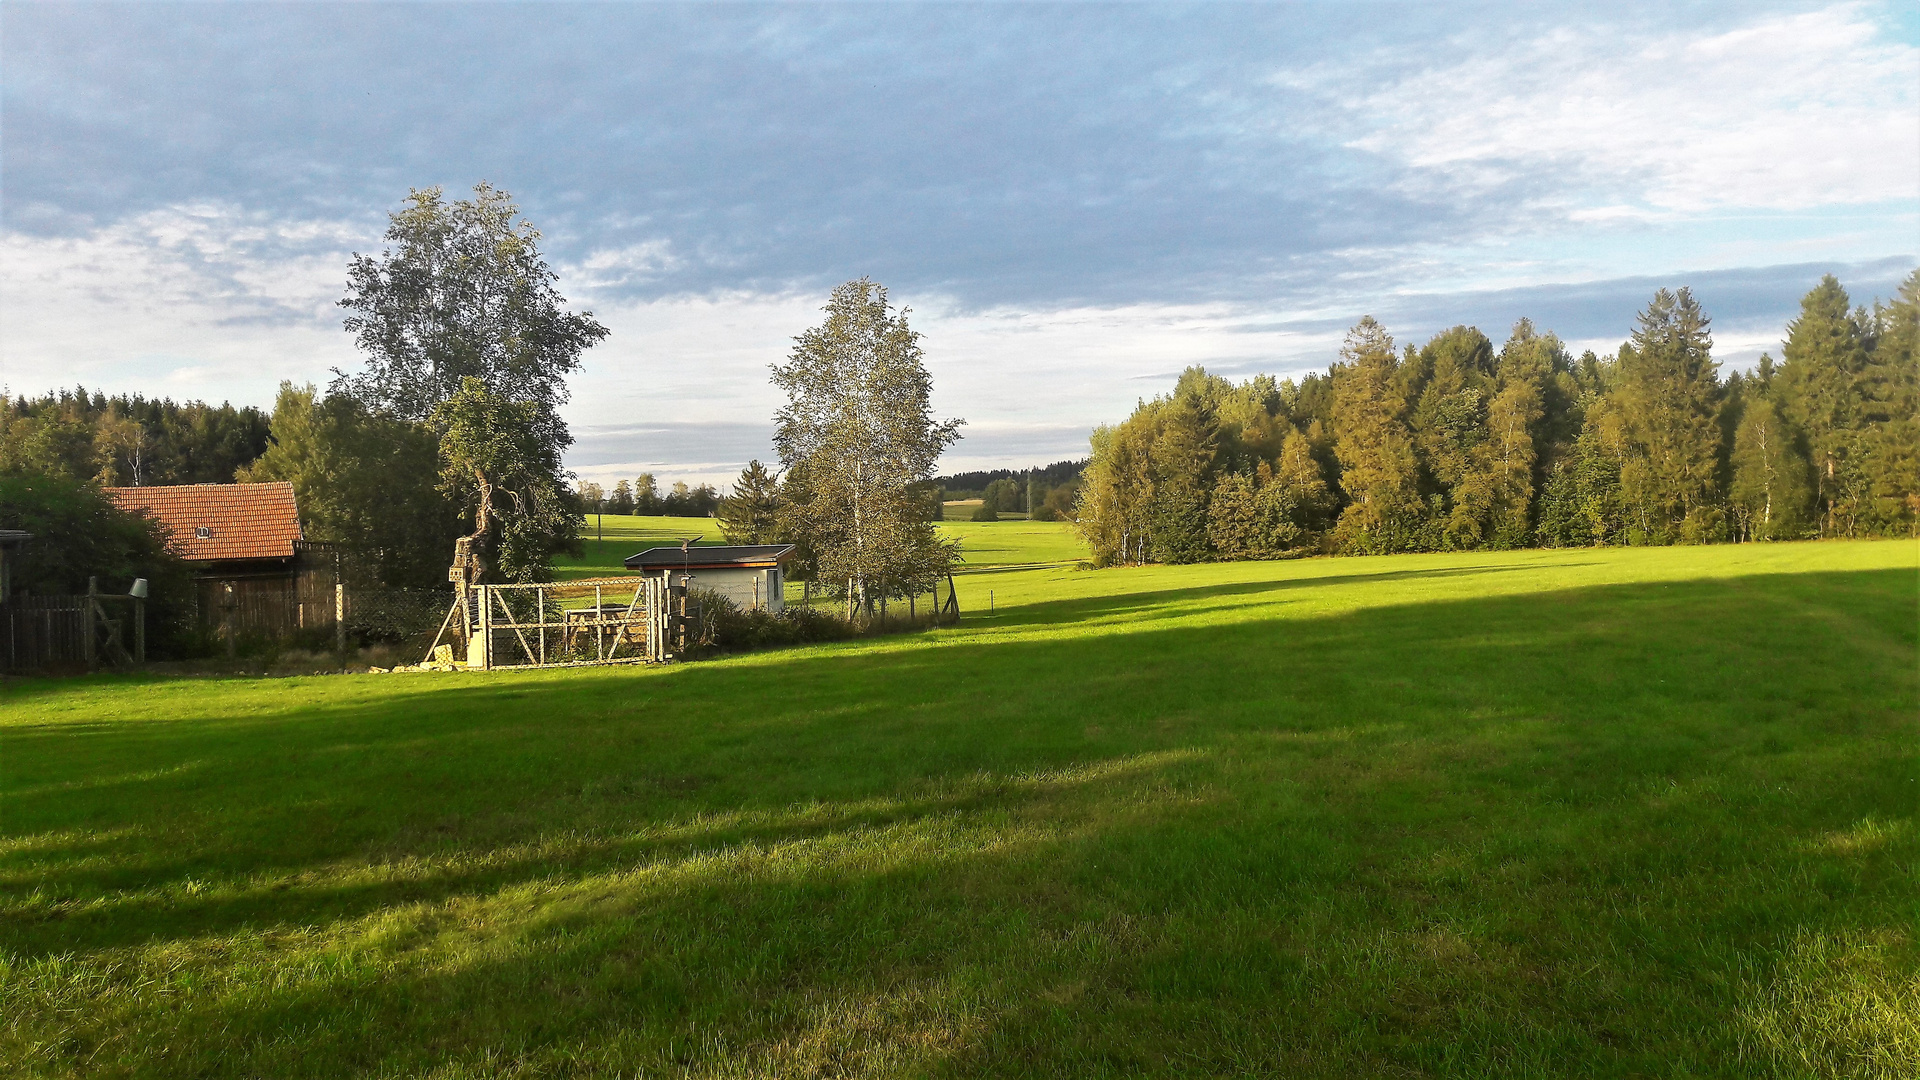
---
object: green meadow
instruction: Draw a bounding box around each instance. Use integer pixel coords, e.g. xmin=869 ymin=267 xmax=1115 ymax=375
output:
xmin=3 ymin=530 xmax=1917 ymax=1077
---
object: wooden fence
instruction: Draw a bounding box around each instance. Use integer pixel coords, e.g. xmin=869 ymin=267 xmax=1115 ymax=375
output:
xmin=2 ymin=596 xmax=92 ymax=673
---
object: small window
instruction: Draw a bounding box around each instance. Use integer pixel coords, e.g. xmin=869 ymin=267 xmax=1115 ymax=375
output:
xmin=195 ymin=526 xmax=213 ymax=539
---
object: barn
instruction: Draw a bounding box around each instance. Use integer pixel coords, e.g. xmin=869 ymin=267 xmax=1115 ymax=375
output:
xmin=103 ymin=482 xmax=341 ymax=637
xmin=623 ymin=544 xmax=794 ymax=612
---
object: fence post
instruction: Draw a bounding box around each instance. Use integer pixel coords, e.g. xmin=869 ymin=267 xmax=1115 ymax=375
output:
xmin=134 ymin=596 xmax=145 ymax=664
xmin=84 ymin=577 xmax=97 ymax=667
xmin=335 ymin=583 xmax=346 ymax=656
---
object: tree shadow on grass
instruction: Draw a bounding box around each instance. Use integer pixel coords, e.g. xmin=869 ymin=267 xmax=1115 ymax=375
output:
xmin=3 ymin=568 xmax=1915 ymax=1076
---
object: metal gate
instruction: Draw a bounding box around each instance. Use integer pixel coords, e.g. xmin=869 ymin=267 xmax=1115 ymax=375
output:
xmin=426 ymin=576 xmax=669 ymax=670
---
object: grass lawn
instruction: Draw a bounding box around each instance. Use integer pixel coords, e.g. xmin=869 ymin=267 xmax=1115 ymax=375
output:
xmin=3 ymin=537 xmax=1916 ymax=1077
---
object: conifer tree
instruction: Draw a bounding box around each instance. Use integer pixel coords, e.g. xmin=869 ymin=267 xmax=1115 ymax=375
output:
xmin=1614 ymin=289 xmax=1723 ymax=543
xmin=1331 ymin=317 xmax=1423 ymax=553
xmin=1146 ymin=390 xmax=1218 ymax=562
xmin=1774 ymin=276 xmax=1872 ymax=535
xmin=1411 ymin=326 xmax=1495 ymax=549
xmin=1855 ymin=272 xmax=1920 ymax=534
xmin=1275 ymin=427 xmax=1335 ymax=541
xmin=719 ymin=459 xmax=783 ymax=544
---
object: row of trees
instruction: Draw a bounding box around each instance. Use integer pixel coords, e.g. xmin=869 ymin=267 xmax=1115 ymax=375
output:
xmin=579 ymin=476 xmax=720 ymax=518
xmin=1077 ymin=275 xmax=1918 ymax=565
xmin=0 ymin=389 xmax=270 ymax=487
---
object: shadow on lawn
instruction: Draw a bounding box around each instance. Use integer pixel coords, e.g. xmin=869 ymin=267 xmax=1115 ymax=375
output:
xmin=972 ymin=560 xmax=1601 ymax=630
xmin=2 ymin=568 xmax=1915 ymax=1076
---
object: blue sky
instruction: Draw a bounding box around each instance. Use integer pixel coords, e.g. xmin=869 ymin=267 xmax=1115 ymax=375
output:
xmin=2 ymin=2 xmax=1915 ymax=484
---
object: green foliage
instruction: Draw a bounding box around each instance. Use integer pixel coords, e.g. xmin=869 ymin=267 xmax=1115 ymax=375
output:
xmin=772 ymin=279 xmax=963 ymax=610
xmin=969 ymin=502 xmax=999 ymax=522
xmin=334 ymin=183 xmax=608 ymax=428
xmin=718 ymin=460 xmax=782 ymax=544
xmin=684 ymin=587 xmax=852 ymax=653
xmin=1729 ymin=396 xmax=1813 ymax=541
xmin=0 ymin=386 xmax=269 ymax=485
xmin=238 ymin=383 xmax=459 ymax=589
xmin=0 ymin=473 xmax=195 ymax=652
xmin=1331 ymin=318 xmax=1425 ymax=553
xmin=431 ymin=378 xmax=583 ymax=583
xmin=333 ymin=184 xmax=604 ymax=583
xmin=1613 ymin=288 xmax=1724 ymax=544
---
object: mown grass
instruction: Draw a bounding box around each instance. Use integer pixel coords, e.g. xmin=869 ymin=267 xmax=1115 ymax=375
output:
xmin=2 ymin=538 xmax=1916 ymax=1077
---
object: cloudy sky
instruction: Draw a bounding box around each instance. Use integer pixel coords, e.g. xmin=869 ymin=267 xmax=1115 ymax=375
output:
xmin=2 ymin=2 xmax=1915 ymax=486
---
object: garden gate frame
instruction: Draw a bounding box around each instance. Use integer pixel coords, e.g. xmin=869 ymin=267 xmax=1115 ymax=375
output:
xmin=426 ymin=576 xmax=670 ymax=670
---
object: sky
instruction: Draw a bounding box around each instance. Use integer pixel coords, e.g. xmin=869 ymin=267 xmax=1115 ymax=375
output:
xmin=2 ymin=1 xmax=1916 ymax=487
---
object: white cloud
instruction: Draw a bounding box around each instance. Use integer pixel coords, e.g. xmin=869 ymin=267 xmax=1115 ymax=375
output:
xmin=0 ymin=204 xmax=364 ymax=402
xmin=1330 ymin=3 xmax=1919 ymax=213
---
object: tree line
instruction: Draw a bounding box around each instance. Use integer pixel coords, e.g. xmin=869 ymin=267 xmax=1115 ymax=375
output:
xmin=1076 ymin=275 xmax=1918 ymax=565
xmin=578 ymin=476 xmax=721 ymax=518
xmin=0 ymin=388 xmax=270 ymax=487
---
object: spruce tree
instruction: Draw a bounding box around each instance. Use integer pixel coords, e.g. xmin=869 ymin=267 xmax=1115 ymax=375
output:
xmin=1412 ymin=326 xmax=1496 ymax=550
xmin=1856 ymin=271 xmax=1920 ymax=535
xmin=719 ymin=460 xmax=783 ymax=544
xmin=1775 ymin=275 xmax=1870 ymax=536
xmin=1615 ymin=289 xmax=1724 ymax=543
xmin=1331 ymin=317 xmax=1423 ymax=553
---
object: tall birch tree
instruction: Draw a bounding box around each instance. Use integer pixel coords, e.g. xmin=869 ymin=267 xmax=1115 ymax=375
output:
xmin=772 ymin=280 xmax=962 ymax=617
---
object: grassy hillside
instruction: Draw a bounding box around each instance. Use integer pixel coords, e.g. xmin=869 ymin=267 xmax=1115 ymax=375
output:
xmin=3 ymin=538 xmax=1916 ymax=1077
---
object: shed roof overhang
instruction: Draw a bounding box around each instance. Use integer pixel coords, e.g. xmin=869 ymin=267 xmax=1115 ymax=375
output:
xmin=623 ymin=544 xmax=796 ymax=572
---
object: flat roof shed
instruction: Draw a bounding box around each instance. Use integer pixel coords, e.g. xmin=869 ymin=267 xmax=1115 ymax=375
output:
xmin=624 ymin=544 xmax=795 ymax=612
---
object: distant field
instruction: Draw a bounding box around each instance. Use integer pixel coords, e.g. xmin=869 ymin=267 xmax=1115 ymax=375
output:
xmin=557 ymin=513 xmax=1090 ymax=591
xmin=3 ymin=539 xmax=1916 ymax=1077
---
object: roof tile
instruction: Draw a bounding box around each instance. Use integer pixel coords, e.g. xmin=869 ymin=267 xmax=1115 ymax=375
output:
xmin=104 ymin=483 xmax=304 ymax=563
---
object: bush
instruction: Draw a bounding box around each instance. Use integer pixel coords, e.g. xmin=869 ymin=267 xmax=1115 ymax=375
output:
xmin=686 ymin=588 xmax=852 ymax=653
xmin=969 ymin=504 xmax=999 ymax=522
xmin=1030 ymin=505 xmax=1059 ymax=522
xmin=0 ymin=473 xmax=198 ymax=655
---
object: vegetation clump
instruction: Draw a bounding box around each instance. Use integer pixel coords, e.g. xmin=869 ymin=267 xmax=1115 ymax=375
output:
xmin=1077 ymin=274 xmax=1919 ymax=564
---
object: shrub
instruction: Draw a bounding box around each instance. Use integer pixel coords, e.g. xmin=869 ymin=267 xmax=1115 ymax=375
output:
xmin=969 ymin=504 xmax=999 ymax=522
xmin=686 ymin=588 xmax=852 ymax=653
xmin=1030 ymin=505 xmax=1059 ymax=522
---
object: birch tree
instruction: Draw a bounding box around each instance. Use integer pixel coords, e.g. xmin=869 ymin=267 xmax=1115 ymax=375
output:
xmin=772 ymin=280 xmax=962 ymax=618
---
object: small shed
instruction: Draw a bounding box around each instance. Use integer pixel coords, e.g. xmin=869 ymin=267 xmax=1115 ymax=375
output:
xmin=103 ymin=482 xmax=339 ymax=635
xmin=623 ymin=544 xmax=794 ymax=612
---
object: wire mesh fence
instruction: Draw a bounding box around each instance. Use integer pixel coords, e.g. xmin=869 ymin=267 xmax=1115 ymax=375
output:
xmin=453 ymin=577 xmax=667 ymax=670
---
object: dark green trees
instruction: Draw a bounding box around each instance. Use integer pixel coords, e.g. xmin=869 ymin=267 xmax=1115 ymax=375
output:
xmin=1331 ymin=318 xmax=1422 ymax=554
xmin=719 ymin=460 xmax=782 ymax=544
xmin=238 ymin=383 xmax=458 ymax=588
xmin=332 ymin=184 xmax=603 ymax=582
xmin=1614 ymin=288 xmax=1724 ymax=543
xmin=1075 ymin=272 xmax=1916 ymax=563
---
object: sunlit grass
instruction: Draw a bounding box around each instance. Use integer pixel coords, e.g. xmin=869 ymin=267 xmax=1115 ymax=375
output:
xmin=2 ymin=539 xmax=1915 ymax=1077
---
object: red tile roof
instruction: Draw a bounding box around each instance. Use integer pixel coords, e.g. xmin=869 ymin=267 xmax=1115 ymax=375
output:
xmin=104 ymin=483 xmax=304 ymax=563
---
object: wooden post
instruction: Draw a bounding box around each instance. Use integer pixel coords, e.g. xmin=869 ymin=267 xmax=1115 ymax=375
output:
xmin=479 ymin=585 xmax=492 ymax=670
xmin=594 ymin=584 xmax=605 ymax=662
xmin=134 ymin=597 xmax=145 ymax=664
xmin=334 ymin=583 xmax=346 ymax=657
xmin=537 ymin=587 xmax=546 ymax=666
xmin=84 ymin=578 xmax=97 ymax=666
